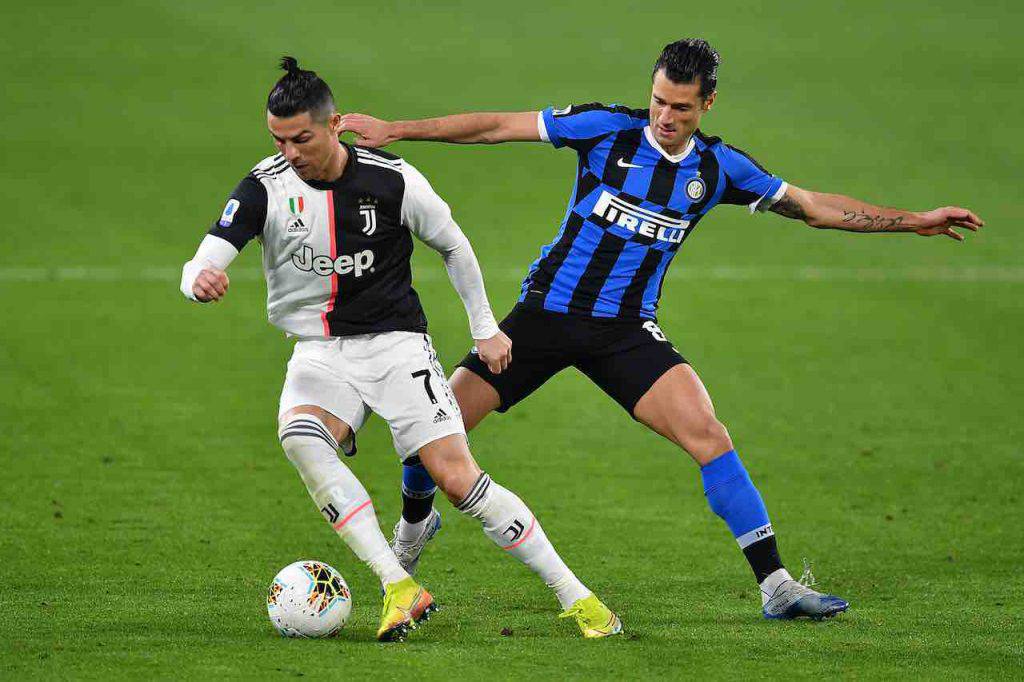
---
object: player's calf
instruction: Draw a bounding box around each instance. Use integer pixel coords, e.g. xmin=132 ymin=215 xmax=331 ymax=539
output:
xmin=418 ymin=435 xmax=621 ymax=637
xmin=451 ymin=471 xmax=621 ymax=637
xmin=278 ymin=413 xmax=409 ymax=587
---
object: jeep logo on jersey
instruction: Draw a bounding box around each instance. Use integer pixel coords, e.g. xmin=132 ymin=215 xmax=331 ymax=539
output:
xmin=291 ymin=245 xmax=375 ymax=277
xmin=591 ymin=190 xmax=689 ymax=243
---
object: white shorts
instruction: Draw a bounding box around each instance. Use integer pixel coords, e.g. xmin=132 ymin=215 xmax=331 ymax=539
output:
xmin=278 ymin=331 xmax=465 ymax=460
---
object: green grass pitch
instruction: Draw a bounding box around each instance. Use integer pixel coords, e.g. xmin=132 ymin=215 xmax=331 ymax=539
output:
xmin=2 ymin=0 xmax=1023 ymax=678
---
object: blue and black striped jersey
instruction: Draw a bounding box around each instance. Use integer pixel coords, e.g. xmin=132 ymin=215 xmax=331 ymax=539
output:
xmin=520 ymin=103 xmax=787 ymax=320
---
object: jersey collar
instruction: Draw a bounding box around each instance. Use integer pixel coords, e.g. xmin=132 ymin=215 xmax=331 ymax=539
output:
xmin=643 ymin=126 xmax=695 ymax=163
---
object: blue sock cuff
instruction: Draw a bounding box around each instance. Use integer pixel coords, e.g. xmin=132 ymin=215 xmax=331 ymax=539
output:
xmin=402 ymin=461 xmax=437 ymax=495
xmin=700 ymin=450 xmax=748 ymax=494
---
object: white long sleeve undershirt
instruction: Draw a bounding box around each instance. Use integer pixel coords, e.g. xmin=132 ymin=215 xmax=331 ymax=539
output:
xmin=180 ymin=234 xmax=239 ymax=302
xmin=399 ymin=162 xmax=499 ymax=340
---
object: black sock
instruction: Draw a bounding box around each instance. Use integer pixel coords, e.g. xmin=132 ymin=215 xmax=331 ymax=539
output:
xmin=401 ymin=458 xmax=437 ymax=524
xmin=742 ymin=535 xmax=784 ymax=584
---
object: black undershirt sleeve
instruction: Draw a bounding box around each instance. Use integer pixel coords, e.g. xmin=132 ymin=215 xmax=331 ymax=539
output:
xmin=207 ymin=175 xmax=268 ymax=251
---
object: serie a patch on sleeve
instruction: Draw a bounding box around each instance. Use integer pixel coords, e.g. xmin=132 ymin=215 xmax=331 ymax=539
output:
xmin=219 ymin=199 xmax=241 ymax=227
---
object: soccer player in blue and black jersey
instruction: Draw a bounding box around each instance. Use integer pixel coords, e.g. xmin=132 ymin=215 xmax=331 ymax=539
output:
xmin=341 ymin=39 xmax=983 ymax=621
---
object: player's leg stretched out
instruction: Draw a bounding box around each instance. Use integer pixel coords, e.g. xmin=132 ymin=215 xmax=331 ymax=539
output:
xmin=628 ymin=364 xmax=848 ymax=620
xmin=416 ymin=432 xmax=621 ymax=638
xmin=278 ymin=405 xmax=435 ymax=642
xmin=395 ymin=326 xmax=848 ymax=622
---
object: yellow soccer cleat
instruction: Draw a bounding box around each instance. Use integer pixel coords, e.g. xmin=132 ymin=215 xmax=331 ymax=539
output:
xmin=559 ymin=594 xmax=623 ymax=639
xmin=376 ymin=576 xmax=436 ymax=642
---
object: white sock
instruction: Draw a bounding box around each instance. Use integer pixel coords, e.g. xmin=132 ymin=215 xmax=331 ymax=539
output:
xmin=759 ymin=567 xmax=794 ymax=605
xmin=279 ymin=416 xmax=408 ymax=585
xmin=456 ymin=473 xmax=591 ymax=609
xmin=396 ymin=516 xmax=431 ymax=544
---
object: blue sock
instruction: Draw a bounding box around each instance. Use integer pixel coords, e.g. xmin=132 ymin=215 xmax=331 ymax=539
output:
xmin=701 ymin=450 xmax=783 ymax=583
xmin=401 ymin=459 xmax=437 ymax=524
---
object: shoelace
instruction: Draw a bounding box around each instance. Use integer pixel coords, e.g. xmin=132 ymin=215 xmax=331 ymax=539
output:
xmin=558 ymin=604 xmax=584 ymax=621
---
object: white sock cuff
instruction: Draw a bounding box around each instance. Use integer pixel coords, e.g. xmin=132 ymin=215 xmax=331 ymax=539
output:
xmin=279 ymin=414 xmax=339 ymax=451
xmin=455 ymin=472 xmax=493 ymax=514
xmin=736 ymin=523 xmax=774 ymax=549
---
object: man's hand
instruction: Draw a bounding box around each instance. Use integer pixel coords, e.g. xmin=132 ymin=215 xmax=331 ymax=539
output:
xmin=192 ymin=267 xmax=229 ymax=302
xmin=913 ymin=206 xmax=984 ymax=241
xmin=475 ymin=331 xmax=512 ymax=374
xmin=339 ymin=113 xmax=394 ymax=148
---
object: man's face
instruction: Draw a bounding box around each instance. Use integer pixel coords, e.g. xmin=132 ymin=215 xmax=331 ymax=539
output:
xmin=648 ymin=69 xmax=715 ymax=152
xmin=267 ymin=110 xmax=342 ymax=180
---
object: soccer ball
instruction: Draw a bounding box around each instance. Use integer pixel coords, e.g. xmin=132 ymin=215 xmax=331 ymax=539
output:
xmin=267 ymin=560 xmax=352 ymax=638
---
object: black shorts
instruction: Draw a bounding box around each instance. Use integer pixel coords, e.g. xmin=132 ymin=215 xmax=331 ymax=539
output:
xmin=457 ymin=304 xmax=686 ymax=416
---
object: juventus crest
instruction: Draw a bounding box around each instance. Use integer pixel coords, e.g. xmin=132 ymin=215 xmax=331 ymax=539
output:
xmin=358 ymin=196 xmax=378 ymax=236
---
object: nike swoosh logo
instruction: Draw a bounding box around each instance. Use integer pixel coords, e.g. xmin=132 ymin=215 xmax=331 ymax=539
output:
xmin=617 ymin=158 xmax=642 ymax=169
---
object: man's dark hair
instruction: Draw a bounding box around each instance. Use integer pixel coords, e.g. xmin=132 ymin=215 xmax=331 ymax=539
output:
xmin=652 ymin=39 xmax=720 ymax=98
xmin=267 ymin=56 xmax=335 ymax=121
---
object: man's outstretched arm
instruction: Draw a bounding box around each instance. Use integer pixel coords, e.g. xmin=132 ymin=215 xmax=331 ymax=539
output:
xmin=339 ymin=112 xmax=540 ymax=147
xmin=771 ymin=185 xmax=984 ymax=241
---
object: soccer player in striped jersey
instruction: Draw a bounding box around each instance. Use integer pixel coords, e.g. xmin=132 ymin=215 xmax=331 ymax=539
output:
xmin=181 ymin=57 xmax=621 ymax=640
xmin=341 ymin=38 xmax=984 ymax=620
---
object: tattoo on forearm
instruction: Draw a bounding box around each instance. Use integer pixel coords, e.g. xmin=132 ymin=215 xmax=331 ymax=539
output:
xmin=769 ymin=195 xmax=807 ymax=220
xmin=841 ymin=210 xmax=903 ymax=231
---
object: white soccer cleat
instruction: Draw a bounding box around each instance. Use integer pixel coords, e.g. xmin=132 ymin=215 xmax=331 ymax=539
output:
xmin=390 ymin=508 xmax=442 ymax=576
xmin=762 ymin=579 xmax=849 ymax=620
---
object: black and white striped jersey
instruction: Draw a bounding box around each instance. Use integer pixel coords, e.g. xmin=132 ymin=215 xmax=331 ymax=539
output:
xmin=200 ymin=144 xmax=487 ymax=338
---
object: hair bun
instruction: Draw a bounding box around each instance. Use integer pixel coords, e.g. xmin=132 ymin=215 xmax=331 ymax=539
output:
xmin=279 ymin=55 xmax=301 ymax=75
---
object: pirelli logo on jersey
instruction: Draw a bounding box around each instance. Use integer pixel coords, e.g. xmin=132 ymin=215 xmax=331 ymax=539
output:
xmin=591 ymin=190 xmax=688 ymax=244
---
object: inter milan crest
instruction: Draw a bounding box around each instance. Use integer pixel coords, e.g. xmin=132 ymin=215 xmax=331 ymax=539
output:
xmin=285 ymin=195 xmax=308 ymax=235
xmin=685 ymin=176 xmax=706 ymax=201
xmin=358 ymin=196 xmax=378 ymax=236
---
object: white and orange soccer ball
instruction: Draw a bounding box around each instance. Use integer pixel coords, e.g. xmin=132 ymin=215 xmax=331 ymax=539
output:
xmin=267 ymin=560 xmax=352 ymax=638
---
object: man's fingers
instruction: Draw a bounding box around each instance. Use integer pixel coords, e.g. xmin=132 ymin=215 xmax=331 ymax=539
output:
xmin=194 ymin=283 xmax=216 ymax=302
xmin=195 ymin=270 xmax=229 ymax=297
xmin=950 ymin=219 xmax=979 ymax=231
xmin=338 ymin=113 xmax=364 ymax=131
xmin=945 ymin=228 xmax=964 ymax=241
xmin=949 ymin=208 xmax=983 ymax=228
xmin=202 ymin=275 xmax=226 ymax=297
xmin=961 ymin=209 xmax=984 ymax=226
xmin=486 ymin=358 xmax=503 ymax=375
xmin=205 ymin=276 xmax=226 ymax=297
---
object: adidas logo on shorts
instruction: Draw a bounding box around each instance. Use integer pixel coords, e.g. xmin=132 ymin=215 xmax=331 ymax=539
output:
xmin=433 ymin=409 xmax=450 ymax=424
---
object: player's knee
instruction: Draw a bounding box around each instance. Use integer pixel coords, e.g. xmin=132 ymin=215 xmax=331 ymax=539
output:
xmin=416 ymin=434 xmax=482 ymax=503
xmin=433 ymin=468 xmax=479 ymax=506
xmin=279 ymin=407 xmax=350 ymax=442
xmin=682 ymin=415 xmax=733 ymax=465
xmin=278 ymin=414 xmax=341 ymax=469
